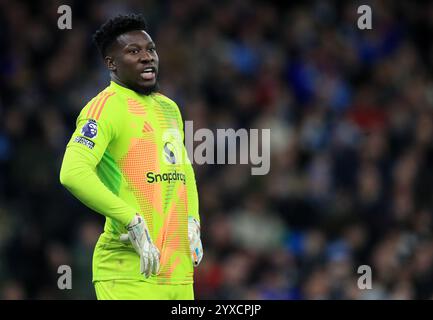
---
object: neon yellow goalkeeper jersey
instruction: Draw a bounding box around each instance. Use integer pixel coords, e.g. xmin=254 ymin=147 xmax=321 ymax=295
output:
xmin=60 ymin=81 xmax=199 ymax=285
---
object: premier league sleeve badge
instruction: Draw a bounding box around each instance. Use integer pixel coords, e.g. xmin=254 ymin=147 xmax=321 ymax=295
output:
xmin=81 ymin=119 xmax=98 ymax=138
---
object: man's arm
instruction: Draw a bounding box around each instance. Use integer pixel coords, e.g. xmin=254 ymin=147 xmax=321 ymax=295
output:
xmin=59 ymin=93 xmax=135 ymax=228
xmin=60 ymin=146 xmax=135 ymax=227
xmin=60 ymin=92 xmax=160 ymax=277
xmin=184 ymin=149 xmax=200 ymax=222
xmin=175 ymin=101 xmax=203 ymax=266
xmin=183 ymin=147 xmax=203 ymax=266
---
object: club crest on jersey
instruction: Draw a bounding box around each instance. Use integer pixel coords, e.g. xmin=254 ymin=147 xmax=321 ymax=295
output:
xmin=164 ymin=142 xmax=176 ymax=164
xmin=81 ymin=119 xmax=98 ymax=138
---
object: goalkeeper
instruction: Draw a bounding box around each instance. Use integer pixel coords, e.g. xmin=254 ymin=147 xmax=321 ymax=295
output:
xmin=59 ymin=14 xmax=203 ymax=300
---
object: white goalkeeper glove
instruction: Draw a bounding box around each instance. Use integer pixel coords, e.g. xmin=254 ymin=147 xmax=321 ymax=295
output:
xmin=120 ymin=214 xmax=160 ymax=278
xmin=188 ymin=216 xmax=203 ymax=267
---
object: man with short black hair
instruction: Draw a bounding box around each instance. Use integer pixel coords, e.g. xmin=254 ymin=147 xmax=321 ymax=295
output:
xmin=60 ymin=14 xmax=203 ymax=300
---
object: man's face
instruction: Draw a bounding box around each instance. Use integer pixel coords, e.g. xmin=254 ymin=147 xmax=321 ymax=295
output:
xmin=106 ymin=30 xmax=159 ymax=94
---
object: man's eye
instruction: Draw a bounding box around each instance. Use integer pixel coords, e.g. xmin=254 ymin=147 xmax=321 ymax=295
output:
xmin=148 ymin=47 xmax=156 ymax=52
xmin=130 ymin=49 xmax=139 ymax=54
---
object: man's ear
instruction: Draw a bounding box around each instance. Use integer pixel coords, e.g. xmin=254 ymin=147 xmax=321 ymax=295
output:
xmin=105 ymin=56 xmax=116 ymax=71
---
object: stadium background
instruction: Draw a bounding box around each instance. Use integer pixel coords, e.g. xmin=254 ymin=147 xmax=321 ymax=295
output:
xmin=1 ymin=0 xmax=433 ymax=299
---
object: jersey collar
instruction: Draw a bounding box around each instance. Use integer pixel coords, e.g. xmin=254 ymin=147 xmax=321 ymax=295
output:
xmin=109 ymin=81 xmax=156 ymax=99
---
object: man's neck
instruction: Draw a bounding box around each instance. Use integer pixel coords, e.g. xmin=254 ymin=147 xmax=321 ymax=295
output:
xmin=110 ymin=74 xmax=156 ymax=96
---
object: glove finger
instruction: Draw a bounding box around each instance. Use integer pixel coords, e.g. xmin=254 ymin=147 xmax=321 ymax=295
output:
xmin=119 ymin=234 xmax=129 ymax=242
xmin=191 ymin=247 xmax=198 ymax=266
xmin=197 ymin=240 xmax=203 ymax=265
xmin=142 ymin=254 xmax=148 ymax=277
xmin=146 ymin=252 xmax=153 ymax=278
xmin=152 ymin=248 xmax=160 ymax=275
xmin=153 ymin=258 xmax=160 ymax=275
xmin=191 ymin=239 xmax=203 ymax=267
xmin=140 ymin=254 xmax=145 ymax=274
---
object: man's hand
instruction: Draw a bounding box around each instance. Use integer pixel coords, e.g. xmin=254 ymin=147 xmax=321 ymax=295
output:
xmin=188 ymin=216 xmax=203 ymax=267
xmin=120 ymin=214 xmax=160 ymax=278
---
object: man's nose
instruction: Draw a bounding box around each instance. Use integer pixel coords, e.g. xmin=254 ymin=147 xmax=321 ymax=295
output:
xmin=139 ymin=51 xmax=153 ymax=62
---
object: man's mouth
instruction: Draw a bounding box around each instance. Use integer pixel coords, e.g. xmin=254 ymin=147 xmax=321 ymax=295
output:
xmin=140 ymin=67 xmax=156 ymax=81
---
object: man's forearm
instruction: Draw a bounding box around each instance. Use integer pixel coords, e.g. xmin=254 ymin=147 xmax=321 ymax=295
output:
xmin=60 ymin=146 xmax=136 ymax=228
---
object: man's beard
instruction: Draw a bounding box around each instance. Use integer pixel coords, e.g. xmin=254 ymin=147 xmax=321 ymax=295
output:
xmin=136 ymin=81 xmax=159 ymax=95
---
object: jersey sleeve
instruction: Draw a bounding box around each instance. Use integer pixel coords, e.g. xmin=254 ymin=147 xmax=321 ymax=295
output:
xmin=59 ymin=92 xmax=136 ymax=228
xmin=184 ymin=150 xmax=200 ymax=223
xmin=174 ymin=102 xmax=201 ymax=223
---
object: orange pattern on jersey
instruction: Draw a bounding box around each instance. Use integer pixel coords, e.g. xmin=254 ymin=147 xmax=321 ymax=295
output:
xmin=127 ymin=98 xmax=146 ymax=115
xmin=142 ymin=121 xmax=154 ymax=133
xmin=118 ymin=138 xmax=163 ymax=232
xmin=86 ymin=92 xmax=115 ymax=120
xmin=156 ymin=184 xmax=189 ymax=282
xmin=153 ymin=101 xmax=178 ymax=129
xmin=86 ymin=94 xmax=102 ymax=118
xmin=95 ymin=92 xmax=115 ymax=120
xmin=119 ymin=139 xmax=189 ymax=282
xmin=155 ymin=219 xmax=181 ymax=281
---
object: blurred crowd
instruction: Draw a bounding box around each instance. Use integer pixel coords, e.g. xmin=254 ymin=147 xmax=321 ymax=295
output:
xmin=2 ymin=0 xmax=433 ymax=299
